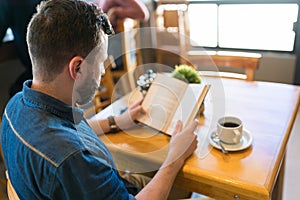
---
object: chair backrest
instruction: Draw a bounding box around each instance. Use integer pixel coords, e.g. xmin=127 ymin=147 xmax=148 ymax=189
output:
xmin=154 ymin=1 xmax=190 ymax=66
xmin=82 ymin=56 xmax=116 ymax=117
xmin=93 ymin=56 xmax=116 ymax=113
xmin=188 ymin=51 xmax=261 ymax=81
xmin=6 ymin=171 xmax=20 ymax=200
xmin=110 ymin=18 xmax=142 ymax=81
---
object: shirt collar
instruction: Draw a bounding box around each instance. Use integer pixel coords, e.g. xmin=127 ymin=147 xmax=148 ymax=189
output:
xmin=22 ymin=80 xmax=84 ymax=124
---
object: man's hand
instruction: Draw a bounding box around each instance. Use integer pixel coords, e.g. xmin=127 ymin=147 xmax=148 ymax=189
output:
xmin=114 ymin=98 xmax=145 ymax=130
xmin=162 ymin=120 xmax=198 ymax=169
xmin=135 ymin=119 xmax=198 ymax=200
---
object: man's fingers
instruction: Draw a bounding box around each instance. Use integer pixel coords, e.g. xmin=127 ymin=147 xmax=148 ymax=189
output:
xmin=172 ymin=120 xmax=183 ymax=136
xmin=130 ymin=105 xmax=145 ymax=118
xmin=129 ymin=98 xmax=144 ymax=109
xmin=187 ymin=119 xmax=199 ymax=133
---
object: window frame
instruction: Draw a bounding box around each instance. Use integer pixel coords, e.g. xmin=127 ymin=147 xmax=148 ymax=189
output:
xmin=154 ymin=0 xmax=300 ymax=53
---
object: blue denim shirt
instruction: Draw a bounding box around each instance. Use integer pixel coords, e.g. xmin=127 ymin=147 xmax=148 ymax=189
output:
xmin=1 ymin=80 xmax=135 ymax=200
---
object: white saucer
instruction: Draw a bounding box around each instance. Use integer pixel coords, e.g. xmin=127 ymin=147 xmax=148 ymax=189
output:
xmin=209 ymin=129 xmax=253 ymax=152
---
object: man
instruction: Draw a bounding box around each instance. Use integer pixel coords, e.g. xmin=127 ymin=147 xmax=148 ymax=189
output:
xmin=1 ymin=0 xmax=198 ymax=199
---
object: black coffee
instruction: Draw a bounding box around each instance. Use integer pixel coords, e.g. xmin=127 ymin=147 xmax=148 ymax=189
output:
xmin=221 ymin=122 xmax=239 ymax=128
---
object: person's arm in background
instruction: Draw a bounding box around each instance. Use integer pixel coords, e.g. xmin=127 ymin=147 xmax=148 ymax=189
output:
xmin=98 ymin=0 xmax=150 ymax=26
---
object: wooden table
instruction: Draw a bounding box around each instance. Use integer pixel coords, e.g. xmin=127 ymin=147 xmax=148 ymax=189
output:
xmin=93 ymin=77 xmax=300 ymax=200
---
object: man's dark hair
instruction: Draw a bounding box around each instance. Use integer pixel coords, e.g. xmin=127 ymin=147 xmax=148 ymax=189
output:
xmin=27 ymin=0 xmax=112 ymax=82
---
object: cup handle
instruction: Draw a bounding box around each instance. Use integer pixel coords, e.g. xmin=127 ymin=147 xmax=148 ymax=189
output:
xmin=233 ymin=129 xmax=241 ymax=143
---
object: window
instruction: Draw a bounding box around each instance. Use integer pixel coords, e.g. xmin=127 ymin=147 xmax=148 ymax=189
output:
xmin=189 ymin=4 xmax=218 ymax=47
xmin=188 ymin=2 xmax=299 ymax=52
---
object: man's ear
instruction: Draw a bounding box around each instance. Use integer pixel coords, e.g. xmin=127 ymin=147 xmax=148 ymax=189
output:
xmin=69 ymin=56 xmax=84 ymax=80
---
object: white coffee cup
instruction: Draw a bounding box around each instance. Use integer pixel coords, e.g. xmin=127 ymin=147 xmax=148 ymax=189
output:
xmin=217 ymin=116 xmax=243 ymax=144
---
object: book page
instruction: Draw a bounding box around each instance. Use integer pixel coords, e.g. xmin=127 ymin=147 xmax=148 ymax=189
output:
xmin=137 ymin=74 xmax=188 ymax=133
xmin=165 ymin=84 xmax=210 ymax=135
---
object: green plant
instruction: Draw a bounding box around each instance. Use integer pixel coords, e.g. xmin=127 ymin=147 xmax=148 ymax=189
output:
xmin=171 ymin=64 xmax=201 ymax=84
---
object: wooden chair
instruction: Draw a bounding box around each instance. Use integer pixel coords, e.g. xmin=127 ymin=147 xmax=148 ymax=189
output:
xmin=94 ymin=56 xmax=116 ymax=113
xmin=154 ymin=1 xmax=191 ymax=66
xmin=110 ymin=18 xmax=142 ymax=80
xmin=82 ymin=56 xmax=116 ymax=118
xmin=188 ymin=50 xmax=261 ymax=81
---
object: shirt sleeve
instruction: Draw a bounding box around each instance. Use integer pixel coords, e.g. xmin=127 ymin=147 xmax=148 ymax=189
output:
xmin=50 ymin=150 xmax=136 ymax=200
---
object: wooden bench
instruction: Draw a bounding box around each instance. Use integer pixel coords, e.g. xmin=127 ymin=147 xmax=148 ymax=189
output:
xmin=187 ymin=50 xmax=262 ymax=81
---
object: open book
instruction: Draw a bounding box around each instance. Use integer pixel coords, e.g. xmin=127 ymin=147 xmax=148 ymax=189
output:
xmin=137 ymin=73 xmax=210 ymax=135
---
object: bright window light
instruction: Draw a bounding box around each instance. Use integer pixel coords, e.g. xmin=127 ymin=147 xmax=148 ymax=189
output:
xmin=189 ymin=4 xmax=218 ymax=47
xmin=188 ymin=3 xmax=299 ymax=52
xmin=219 ymin=4 xmax=298 ymax=51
